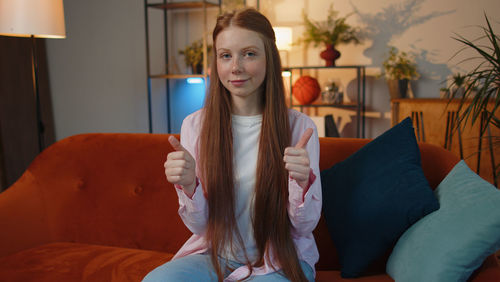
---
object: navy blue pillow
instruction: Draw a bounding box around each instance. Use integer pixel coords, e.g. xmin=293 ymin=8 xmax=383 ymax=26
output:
xmin=320 ymin=117 xmax=439 ymax=278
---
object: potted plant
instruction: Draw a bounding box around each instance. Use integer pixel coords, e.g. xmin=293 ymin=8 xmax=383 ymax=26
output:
xmin=321 ymin=80 xmax=343 ymax=104
xmin=444 ymin=14 xmax=499 ymax=180
xmin=297 ymin=4 xmax=361 ymax=66
xmin=382 ymin=47 xmax=420 ymax=99
xmin=179 ymin=39 xmax=212 ymax=74
xmin=440 ymin=73 xmax=470 ymax=98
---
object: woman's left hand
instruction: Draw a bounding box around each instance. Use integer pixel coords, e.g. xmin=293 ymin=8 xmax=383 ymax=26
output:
xmin=284 ymin=128 xmax=313 ymax=189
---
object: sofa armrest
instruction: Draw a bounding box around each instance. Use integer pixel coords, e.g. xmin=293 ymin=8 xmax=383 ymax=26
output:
xmin=0 ymin=170 xmax=51 ymax=258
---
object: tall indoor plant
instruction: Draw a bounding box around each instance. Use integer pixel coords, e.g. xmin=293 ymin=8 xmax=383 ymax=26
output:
xmin=298 ymin=4 xmax=361 ymax=66
xmin=445 ymin=14 xmax=499 ymax=180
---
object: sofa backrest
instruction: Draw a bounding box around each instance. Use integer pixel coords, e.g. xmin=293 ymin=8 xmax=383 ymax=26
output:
xmin=5 ymin=133 xmax=192 ymax=256
xmin=3 ymin=133 xmax=460 ymax=270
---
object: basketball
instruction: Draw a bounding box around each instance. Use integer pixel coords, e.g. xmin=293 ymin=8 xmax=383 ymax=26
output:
xmin=292 ymin=76 xmax=321 ymax=105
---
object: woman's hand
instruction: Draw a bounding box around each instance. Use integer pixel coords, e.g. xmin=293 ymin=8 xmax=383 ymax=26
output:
xmin=283 ymin=128 xmax=313 ymax=189
xmin=164 ymin=136 xmax=197 ymax=197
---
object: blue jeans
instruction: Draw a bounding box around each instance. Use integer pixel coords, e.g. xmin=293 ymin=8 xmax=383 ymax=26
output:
xmin=142 ymin=254 xmax=315 ymax=281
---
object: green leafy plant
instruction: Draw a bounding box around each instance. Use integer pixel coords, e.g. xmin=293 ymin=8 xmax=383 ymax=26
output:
xmin=179 ymin=39 xmax=212 ymax=73
xmin=446 ymin=14 xmax=499 ymax=134
xmin=445 ymin=13 xmax=499 ymax=179
xmin=297 ymin=4 xmax=361 ymax=48
xmin=441 ymin=73 xmax=473 ymax=98
xmin=451 ymin=73 xmax=467 ymax=88
xmin=382 ymin=47 xmax=420 ymax=80
xmin=326 ymin=80 xmax=340 ymax=92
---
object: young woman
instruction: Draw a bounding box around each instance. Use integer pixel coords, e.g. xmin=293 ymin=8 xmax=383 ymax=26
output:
xmin=143 ymin=8 xmax=321 ymax=282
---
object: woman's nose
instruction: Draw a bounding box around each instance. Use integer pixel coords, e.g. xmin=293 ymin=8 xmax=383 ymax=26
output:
xmin=231 ymin=57 xmax=242 ymax=74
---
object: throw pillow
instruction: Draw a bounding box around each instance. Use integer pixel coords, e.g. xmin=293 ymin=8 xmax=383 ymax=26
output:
xmin=386 ymin=160 xmax=500 ymax=282
xmin=320 ymin=117 xmax=439 ymax=278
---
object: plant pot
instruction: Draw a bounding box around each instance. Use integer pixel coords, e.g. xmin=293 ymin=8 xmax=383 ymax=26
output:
xmin=322 ymin=90 xmax=343 ymax=104
xmin=320 ymin=44 xmax=341 ymax=67
xmin=387 ymin=79 xmax=413 ymax=99
xmin=191 ymin=63 xmax=203 ymax=74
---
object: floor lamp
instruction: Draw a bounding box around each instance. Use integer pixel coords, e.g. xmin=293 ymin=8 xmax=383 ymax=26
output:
xmin=0 ymin=0 xmax=66 ymax=153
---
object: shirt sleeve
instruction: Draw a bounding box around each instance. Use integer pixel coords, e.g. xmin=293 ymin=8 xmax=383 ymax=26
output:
xmin=175 ymin=112 xmax=208 ymax=235
xmin=287 ymin=113 xmax=322 ymax=237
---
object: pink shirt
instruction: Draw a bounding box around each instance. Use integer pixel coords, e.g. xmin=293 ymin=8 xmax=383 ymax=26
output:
xmin=172 ymin=109 xmax=322 ymax=281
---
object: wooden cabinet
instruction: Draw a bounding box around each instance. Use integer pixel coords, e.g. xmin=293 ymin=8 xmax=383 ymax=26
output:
xmin=392 ymin=98 xmax=499 ymax=187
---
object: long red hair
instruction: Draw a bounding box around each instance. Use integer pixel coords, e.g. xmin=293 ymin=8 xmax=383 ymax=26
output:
xmin=199 ymin=8 xmax=307 ymax=282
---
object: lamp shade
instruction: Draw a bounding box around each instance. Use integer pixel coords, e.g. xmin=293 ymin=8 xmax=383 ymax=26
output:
xmin=0 ymin=0 xmax=66 ymax=38
xmin=273 ymin=27 xmax=292 ymax=51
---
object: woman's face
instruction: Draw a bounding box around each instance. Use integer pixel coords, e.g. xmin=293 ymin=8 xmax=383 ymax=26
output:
xmin=216 ymin=26 xmax=267 ymax=111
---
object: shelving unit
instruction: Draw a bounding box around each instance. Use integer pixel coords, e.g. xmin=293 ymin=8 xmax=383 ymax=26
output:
xmin=284 ymin=65 xmax=366 ymax=138
xmin=144 ymin=0 xmax=221 ymax=133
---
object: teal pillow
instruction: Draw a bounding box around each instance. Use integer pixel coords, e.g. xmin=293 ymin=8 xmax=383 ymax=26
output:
xmin=320 ymin=117 xmax=439 ymax=277
xmin=387 ymin=160 xmax=500 ymax=282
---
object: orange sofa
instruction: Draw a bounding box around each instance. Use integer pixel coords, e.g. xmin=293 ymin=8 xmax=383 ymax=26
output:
xmin=0 ymin=133 xmax=498 ymax=281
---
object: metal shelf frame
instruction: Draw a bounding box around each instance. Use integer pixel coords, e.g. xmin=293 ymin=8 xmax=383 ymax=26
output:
xmin=144 ymin=0 xmax=221 ymax=133
xmin=284 ymin=65 xmax=366 ymax=138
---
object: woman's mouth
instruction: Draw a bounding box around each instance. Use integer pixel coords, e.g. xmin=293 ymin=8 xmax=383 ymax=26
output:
xmin=230 ymin=79 xmax=248 ymax=87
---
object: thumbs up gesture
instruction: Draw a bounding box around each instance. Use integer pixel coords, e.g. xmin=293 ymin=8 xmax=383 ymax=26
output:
xmin=283 ymin=128 xmax=313 ymax=189
xmin=164 ymin=135 xmax=197 ymax=196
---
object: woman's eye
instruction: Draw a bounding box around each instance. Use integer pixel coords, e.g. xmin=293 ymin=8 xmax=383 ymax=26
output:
xmin=219 ymin=53 xmax=231 ymax=59
xmin=245 ymin=51 xmax=256 ymax=57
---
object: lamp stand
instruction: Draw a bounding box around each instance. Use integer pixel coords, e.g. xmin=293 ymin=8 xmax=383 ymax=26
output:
xmin=30 ymin=35 xmax=45 ymax=152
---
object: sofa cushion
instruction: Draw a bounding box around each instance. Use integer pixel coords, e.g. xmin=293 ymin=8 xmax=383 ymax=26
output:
xmin=386 ymin=160 xmax=500 ymax=282
xmin=320 ymin=117 xmax=439 ymax=278
xmin=0 ymin=242 xmax=173 ymax=282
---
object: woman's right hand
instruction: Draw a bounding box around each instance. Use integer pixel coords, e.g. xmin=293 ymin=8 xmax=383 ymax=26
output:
xmin=164 ymin=136 xmax=197 ymax=197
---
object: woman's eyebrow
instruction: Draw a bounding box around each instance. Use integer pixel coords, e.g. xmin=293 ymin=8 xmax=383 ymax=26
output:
xmin=242 ymin=45 xmax=260 ymax=50
xmin=217 ymin=45 xmax=261 ymax=52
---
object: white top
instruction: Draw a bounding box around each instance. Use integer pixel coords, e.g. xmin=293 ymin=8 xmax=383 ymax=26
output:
xmin=222 ymin=114 xmax=263 ymax=262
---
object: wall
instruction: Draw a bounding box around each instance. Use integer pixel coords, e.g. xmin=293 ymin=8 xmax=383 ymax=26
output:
xmin=46 ymin=0 xmax=500 ymax=140
xmin=262 ymin=0 xmax=500 ymax=137
xmin=47 ymin=0 xmax=149 ymax=140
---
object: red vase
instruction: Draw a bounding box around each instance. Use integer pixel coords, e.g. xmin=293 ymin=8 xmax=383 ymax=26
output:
xmin=320 ymin=44 xmax=341 ymax=67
